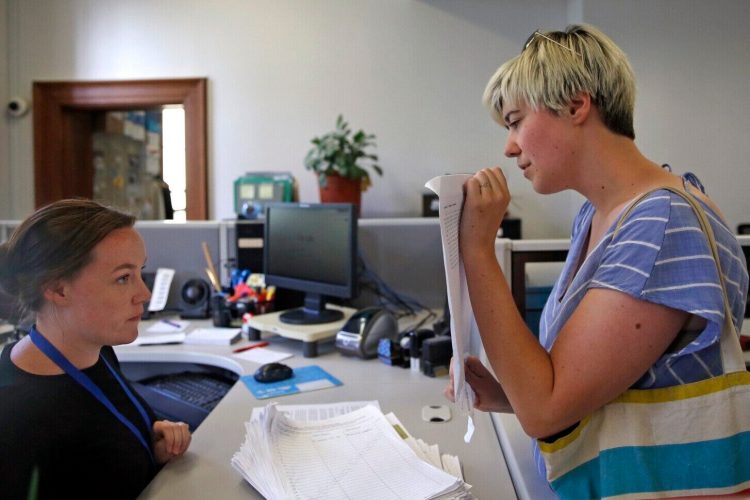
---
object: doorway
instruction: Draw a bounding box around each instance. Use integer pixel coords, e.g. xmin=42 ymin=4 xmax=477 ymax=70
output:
xmin=33 ymin=79 xmax=208 ymax=220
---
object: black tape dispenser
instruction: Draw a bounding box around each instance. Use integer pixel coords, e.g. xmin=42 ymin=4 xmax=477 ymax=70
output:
xmin=335 ymin=307 xmax=398 ymax=359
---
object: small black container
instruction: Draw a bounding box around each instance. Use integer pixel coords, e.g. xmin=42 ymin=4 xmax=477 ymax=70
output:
xmin=212 ymin=294 xmax=232 ymax=327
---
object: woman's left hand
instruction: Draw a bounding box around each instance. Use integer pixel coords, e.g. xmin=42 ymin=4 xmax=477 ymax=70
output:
xmin=460 ymin=167 xmax=510 ymax=256
xmin=153 ymin=420 xmax=192 ymax=464
xmin=444 ymin=355 xmax=512 ymax=413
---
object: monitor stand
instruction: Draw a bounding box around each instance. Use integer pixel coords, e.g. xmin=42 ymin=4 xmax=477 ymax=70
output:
xmin=246 ymin=305 xmax=356 ymax=358
xmin=278 ymin=293 xmax=345 ymax=325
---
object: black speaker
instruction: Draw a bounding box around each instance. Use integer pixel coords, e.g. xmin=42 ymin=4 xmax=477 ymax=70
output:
xmin=180 ymin=278 xmax=211 ymax=319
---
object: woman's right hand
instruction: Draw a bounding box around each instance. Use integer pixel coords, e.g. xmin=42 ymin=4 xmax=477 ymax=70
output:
xmin=444 ymin=355 xmax=512 ymax=413
xmin=459 ymin=167 xmax=510 ymax=258
xmin=152 ymin=420 xmax=192 ymax=465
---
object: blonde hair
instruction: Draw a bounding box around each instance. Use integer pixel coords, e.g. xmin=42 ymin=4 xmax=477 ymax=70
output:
xmin=483 ymin=24 xmax=636 ymax=139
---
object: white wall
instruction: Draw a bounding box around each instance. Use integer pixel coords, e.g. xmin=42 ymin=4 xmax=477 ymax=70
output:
xmin=584 ymin=0 xmax=750 ymax=234
xmin=0 ymin=0 xmax=10 ymax=218
xmin=2 ymin=0 xmax=748 ymax=238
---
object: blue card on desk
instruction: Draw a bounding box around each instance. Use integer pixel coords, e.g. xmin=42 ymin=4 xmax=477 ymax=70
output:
xmin=241 ymin=365 xmax=342 ymax=400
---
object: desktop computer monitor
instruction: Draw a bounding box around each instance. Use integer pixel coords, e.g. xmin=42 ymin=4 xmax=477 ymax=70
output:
xmin=263 ymin=202 xmax=357 ymax=325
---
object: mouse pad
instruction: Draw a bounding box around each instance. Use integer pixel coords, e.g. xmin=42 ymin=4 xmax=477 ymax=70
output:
xmin=240 ymin=365 xmax=343 ymax=400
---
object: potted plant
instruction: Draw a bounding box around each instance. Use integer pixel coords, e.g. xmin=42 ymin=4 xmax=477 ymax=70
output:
xmin=304 ymin=115 xmax=382 ymax=210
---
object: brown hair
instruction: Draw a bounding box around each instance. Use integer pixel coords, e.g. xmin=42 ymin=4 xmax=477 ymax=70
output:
xmin=0 ymin=199 xmax=135 ymax=318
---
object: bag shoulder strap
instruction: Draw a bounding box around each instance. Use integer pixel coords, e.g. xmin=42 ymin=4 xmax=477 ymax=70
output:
xmin=614 ymin=186 xmax=745 ymax=373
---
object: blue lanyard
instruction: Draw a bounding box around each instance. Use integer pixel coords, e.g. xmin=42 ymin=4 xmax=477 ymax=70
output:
xmin=29 ymin=326 xmax=155 ymax=465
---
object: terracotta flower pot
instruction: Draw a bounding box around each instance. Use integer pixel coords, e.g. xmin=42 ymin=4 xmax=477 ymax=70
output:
xmin=318 ymin=174 xmax=361 ymax=211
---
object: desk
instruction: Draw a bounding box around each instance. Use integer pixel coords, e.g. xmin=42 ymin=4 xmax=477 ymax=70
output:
xmin=116 ymin=321 xmax=518 ymax=499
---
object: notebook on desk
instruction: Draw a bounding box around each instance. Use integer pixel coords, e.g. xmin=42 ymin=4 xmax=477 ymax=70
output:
xmin=184 ymin=328 xmax=241 ymax=345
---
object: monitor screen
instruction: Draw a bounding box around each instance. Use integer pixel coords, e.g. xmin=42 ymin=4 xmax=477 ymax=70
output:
xmin=263 ymin=203 xmax=357 ymax=324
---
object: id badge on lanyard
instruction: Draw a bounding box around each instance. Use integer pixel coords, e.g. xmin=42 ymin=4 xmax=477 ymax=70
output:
xmin=29 ymin=326 xmax=155 ymax=465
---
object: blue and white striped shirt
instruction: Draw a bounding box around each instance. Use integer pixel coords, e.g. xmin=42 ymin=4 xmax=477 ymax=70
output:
xmin=540 ymin=184 xmax=747 ymax=387
xmin=533 ymin=175 xmax=749 ymax=479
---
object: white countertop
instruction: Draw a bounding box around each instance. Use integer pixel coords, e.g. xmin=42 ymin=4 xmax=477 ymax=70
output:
xmin=116 ymin=322 xmax=520 ymax=499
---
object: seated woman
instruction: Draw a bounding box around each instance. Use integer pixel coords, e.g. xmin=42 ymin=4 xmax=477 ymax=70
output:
xmin=0 ymin=199 xmax=191 ymax=499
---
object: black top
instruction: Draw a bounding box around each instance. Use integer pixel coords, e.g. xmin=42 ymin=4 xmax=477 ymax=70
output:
xmin=0 ymin=341 xmax=158 ymax=499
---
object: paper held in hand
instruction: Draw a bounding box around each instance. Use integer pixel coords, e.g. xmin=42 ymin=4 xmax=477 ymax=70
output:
xmin=425 ymin=174 xmax=476 ymax=443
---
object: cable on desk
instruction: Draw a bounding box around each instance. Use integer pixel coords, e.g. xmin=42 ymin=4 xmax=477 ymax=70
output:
xmin=356 ymin=251 xmax=432 ymax=319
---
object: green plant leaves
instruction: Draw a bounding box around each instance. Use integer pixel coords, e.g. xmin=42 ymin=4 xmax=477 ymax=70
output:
xmin=304 ymin=115 xmax=382 ymax=189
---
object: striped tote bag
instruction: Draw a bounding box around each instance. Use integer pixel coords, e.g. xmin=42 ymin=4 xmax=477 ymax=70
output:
xmin=539 ymin=187 xmax=750 ymax=499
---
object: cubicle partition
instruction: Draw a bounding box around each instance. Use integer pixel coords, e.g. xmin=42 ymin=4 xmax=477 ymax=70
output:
xmin=357 ymin=218 xmax=446 ymax=309
xmin=0 ymin=217 xmax=444 ymax=315
xmin=3 ymin=219 xmax=747 ymax=336
xmin=0 ymin=218 xmax=450 ymax=322
xmin=135 ymin=221 xmax=224 ymax=313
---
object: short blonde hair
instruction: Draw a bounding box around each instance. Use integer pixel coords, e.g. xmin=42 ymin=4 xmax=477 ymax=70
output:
xmin=483 ymin=24 xmax=636 ymax=139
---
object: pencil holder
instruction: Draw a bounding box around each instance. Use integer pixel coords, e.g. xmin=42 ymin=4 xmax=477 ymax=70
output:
xmin=212 ymin=294 xmax=232 ymax=327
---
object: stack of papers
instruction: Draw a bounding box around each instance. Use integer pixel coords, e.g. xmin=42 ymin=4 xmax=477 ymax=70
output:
xmin=232 ymin=402 xmax=473 ymax=499
xmin=232 ymin=347 xmax=292 ymax=365
xmin=184 ymin=328 xmax=241 ymax=345
xmin=249 ymin=401 xmax=380 ymax=422
xmin=127 ymin=320 xmax=190 ymax=346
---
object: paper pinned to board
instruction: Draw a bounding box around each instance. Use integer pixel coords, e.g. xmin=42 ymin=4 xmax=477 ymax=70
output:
xmin=425 ymin=174 xmax=476 ymax=443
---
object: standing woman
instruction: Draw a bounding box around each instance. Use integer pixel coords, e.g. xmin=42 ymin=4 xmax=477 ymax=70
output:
xmin=450 ymin=25 xmax=750 ymax=498
xmin=0 ymin=199 xmax=191 ymax=499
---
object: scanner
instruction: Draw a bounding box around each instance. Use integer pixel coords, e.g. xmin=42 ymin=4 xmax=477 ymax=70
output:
xmin=335 ymin=307 xmax=398 ymax=359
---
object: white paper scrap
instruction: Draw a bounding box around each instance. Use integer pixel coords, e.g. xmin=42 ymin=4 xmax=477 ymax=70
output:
xmin=233 ymin=348 xmax=292 ymax=364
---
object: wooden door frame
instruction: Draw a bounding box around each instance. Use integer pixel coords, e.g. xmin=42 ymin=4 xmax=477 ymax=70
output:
xmin=33 ymin=78 xmax=208 ymax=219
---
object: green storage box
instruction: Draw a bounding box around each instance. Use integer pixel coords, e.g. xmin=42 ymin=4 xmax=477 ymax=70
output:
xmin=234 ymin=172 xmax=294 ymax=218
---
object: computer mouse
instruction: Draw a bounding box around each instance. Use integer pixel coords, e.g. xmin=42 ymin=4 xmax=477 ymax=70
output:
xmin=253 ymin=362 xmax=294 ymax=383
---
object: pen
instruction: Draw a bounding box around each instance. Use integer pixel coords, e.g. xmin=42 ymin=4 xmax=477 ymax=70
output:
xmin=161 ymin=319 xmax=182 ymax=328
xmin=232 ymin=341 xmax=269 ymax=353
xmin=202 ymin=242 xmax=220 ymax=291
xmin=205 ymin=267 xmax=221 ymax=293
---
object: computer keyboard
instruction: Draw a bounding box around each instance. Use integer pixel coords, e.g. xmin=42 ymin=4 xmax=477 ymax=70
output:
xmin=143 ymin=372 xmax=234 ymax=411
